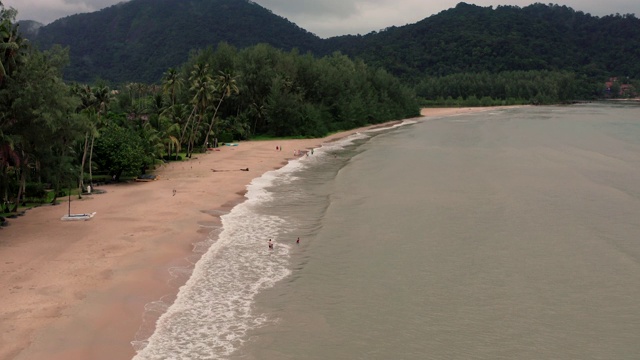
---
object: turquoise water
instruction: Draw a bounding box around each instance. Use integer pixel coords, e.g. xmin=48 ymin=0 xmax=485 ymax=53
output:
xmin=135 ymin=104 xmax=640 ymax=359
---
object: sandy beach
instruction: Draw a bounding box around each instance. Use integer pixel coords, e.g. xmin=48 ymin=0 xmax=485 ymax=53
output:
xmin=0 ymin=107 xmax=498 ymax=360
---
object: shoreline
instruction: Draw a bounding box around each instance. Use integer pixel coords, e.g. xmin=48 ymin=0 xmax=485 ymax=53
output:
xmin=0 ymin=107 xmax=505 ymax=360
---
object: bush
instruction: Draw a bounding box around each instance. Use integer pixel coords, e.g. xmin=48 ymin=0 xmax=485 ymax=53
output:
xmin=163 ymin=155 xmax=183 ymax=161
xmin=25 ymin=182 xmax=47 ymax=200
xmin=218 ymin=132 xmax=234 ymax=143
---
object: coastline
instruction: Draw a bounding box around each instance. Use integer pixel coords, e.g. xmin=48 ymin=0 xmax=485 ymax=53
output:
xmin=0 ymin=107 xmax=503 ymax=360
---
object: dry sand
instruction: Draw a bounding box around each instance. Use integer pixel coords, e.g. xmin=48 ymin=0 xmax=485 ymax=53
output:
xmin=0 ymin=107 xmax=501 ymax=360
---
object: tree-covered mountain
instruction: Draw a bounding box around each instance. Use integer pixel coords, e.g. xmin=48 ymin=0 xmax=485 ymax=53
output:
xmin=32 ymin=0 xmax=322 ymax=83
xmin=326 ymin=3 xmax=640 ymax=81
xmin=27 ymin=1 xmax=640 ymax=85
xmin=15 ymin=20 xmax=43 ymax=40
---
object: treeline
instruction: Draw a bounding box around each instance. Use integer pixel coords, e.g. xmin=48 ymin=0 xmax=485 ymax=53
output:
xmin=0 ymin=3 xmax=418 ymax=213
xmin=168 ymin=44 xmax=419 ymax=140
xmin=415 ymin=70 xmax=602 ymax=106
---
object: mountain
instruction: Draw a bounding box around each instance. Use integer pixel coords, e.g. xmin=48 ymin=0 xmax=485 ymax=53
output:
xmin=29 ymin=1 xmax=640 ymax=84
xmin=16 ymin=20 xmax=44 ymax=40
xmin=325 ymin=3 xmax=640 ymax=80
xmin=32 ymin=0 xmax=322 ymax=83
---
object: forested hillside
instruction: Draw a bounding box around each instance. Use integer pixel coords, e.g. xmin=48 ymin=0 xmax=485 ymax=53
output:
xmin=326 ymin=3 xmax=640 ymax=81
xmin=32 ymin=0 xmax=322 ymax=83
xmin=28 ymin=1 xmax=640 ymax=86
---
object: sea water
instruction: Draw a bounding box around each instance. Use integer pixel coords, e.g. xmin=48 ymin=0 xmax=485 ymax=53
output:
xmin=133 ymin=103 xmax=640 ymax=359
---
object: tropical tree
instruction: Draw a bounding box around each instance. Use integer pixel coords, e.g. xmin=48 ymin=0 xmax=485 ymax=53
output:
xmin=71 ymin=83 xmax=96 ymax=196
xmin=204 ymin=71 xmax=239 ymax=148
xmin=185 ymin=62 xmax=214 ymax=156
xmin=4 ymin=45 xmax=82 ymax=209
xmin=162 ymin=68 xmax=183 ymax=107
xmin=0 ymin=3 xmax=23 ymax=87
xmin=93 ymin=123 xmax=147 ymax=181
xmin=89 ymin=84 xmax=112 ymax=185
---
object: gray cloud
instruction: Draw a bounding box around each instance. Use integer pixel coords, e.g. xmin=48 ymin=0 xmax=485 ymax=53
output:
xmin=5 ymin=0 xmax=640 ymax=37
xmin=5 ymin=0 xmax=127 ymax=24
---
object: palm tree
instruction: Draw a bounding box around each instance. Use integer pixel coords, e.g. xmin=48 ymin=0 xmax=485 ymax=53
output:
xmin=0 ymin=6 xmax=23 ymax=87
xmin=249 ymin=102 xmax=266 ymax=136
xmin=160 ymin=103 xmax=187 ymax=160
xmin=204 ymin=71 xmax=239 ymax=148
xmin=88 ymin=85 xmax=112 ymax=186
xmin=71 ymin=84 xmax=96 ymax=196
xmin=0 ymin=133 xmax=18 ymax=211
xmin=186 ymin=63 xmax=214 ymax=157
xmin=162 ymin=68 xmax=183 ymax=107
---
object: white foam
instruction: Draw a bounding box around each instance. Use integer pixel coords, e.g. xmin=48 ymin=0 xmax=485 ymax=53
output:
xmin=133 ymin=158 xmax=304 ymax=359
xmin=132 ymin=129 xmax=391 ymax=359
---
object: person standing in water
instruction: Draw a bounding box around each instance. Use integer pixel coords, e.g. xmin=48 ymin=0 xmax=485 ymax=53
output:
xmin=296 ymin=237 xmax=300 ymax=244
xmin=268 ymin=239 xmax=274 ymax=250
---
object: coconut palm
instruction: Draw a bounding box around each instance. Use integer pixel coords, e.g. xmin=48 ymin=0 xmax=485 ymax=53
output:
xmin=185 ymin=63 xmax=214 ymax=157
xmin=160 ymin=103 xmax=187 ymax=160
xmin=0 ymin=6 xmax=23 ymax=86
xmin=162 ymin=68 xmax=183 ymax=107
xmin=88 ymin=84 xmax=112 ymax=186
xmin=203 ymin=71 xmax=239 ymax=148
xmin=70 ymin=84 xmax=96 ymax=196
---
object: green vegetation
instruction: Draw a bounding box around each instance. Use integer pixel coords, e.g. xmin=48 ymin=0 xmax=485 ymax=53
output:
xmin=416 ymin=70 xmax=594 ymax=105
xmin=31 ymin=0 xmax=322 ymax=84
xmin=0 ymin=3 xmax=418 ymax=217
xmin=328 ymin=3 xmax=640 ymax=82
xmin=25 ymin=0 xmax=640 ymax=93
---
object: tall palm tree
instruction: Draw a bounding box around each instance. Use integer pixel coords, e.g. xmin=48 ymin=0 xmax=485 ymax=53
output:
xmin=162 ymin=68 xmax=183 ymax=108
xmin=186 ymin=63 xmax=214 ymax=157
xmin=0 ymin=6 xmax=23 ymax=87
xmin=71 ymin=84 xmax=96 ymax=196
xmin=88 ymin=85 xmax=111 ymax=186
xmin=160 ymin=103 xmax=187 ymax=160
xmin=204 ymin=71 xmax=239 ymax=148
xmin=0 ymin=133 xmax=18 ymax=210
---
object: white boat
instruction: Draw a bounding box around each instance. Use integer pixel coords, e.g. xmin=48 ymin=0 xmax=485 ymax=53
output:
xmin=61 ymin=212 xmax=96 ymax=221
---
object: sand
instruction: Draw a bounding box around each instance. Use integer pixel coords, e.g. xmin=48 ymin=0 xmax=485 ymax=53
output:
xmin=0 ymin=107 xmax=501 ymax=360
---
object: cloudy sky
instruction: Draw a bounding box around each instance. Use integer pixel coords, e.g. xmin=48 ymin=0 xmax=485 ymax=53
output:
xmin=5 ymin=0 xmax=640 ymax=38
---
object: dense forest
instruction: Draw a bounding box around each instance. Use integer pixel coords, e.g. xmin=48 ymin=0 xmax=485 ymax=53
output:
xmin=30 ymin=0 xmax=322 ymax=84
xmin=25 ymin=0 xmax=640 ymax=90
xmin=1 ymin=2 xmax=417 ymax=216
xmin=327 ymin=3 xmax=640 ymax=80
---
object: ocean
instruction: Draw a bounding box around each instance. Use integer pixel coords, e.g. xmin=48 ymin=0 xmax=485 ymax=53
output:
xmin=133 ymin=103 xmax=640 ymax=360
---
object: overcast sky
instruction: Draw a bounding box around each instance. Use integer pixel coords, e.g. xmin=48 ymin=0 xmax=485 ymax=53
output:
xmin=5 ymin=0 xmax=640 ymax=38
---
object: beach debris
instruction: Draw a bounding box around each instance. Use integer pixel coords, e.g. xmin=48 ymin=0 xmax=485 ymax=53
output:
xmin=136 ymin=174 xmax=158 ymax=182
xmin=211 ymin=168 xmax=249 ymax=172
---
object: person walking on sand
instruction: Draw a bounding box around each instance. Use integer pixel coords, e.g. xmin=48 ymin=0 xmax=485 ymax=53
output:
xmin=268 ymin=239 xmax=273 ymax=250
xmin=296 ymin=237 xmax=300 ymax=244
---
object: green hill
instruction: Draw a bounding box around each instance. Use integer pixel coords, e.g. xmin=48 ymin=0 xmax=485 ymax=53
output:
xmin=325 ymin=2 xmax=640 ymax=81
xmin=32 ymin=0 xmax=322 ymax=83
xmin=28 ymin=1 xmax=640 ymax=84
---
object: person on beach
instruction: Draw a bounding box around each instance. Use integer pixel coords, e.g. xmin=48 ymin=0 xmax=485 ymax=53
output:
xmin=268 ymin=239 xmax=273 ymax=250
xmin=296 ymin=237 xmax=300 ymax=244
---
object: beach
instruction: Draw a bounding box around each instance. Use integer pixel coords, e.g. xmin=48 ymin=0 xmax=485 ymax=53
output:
xmin=0 ymin=107 xmax=494 ymax=360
